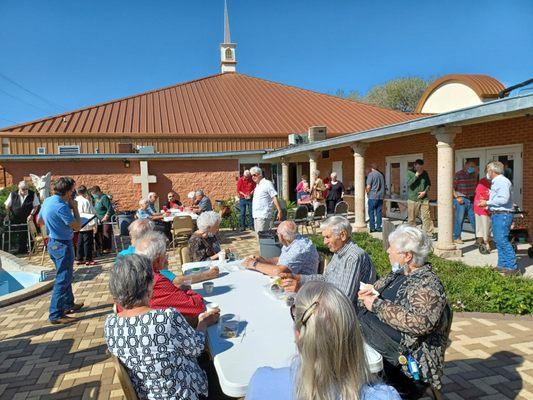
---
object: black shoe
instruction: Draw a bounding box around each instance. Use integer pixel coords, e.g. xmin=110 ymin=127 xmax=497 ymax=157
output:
xmin=369 ymin=229 xmax=376 ymax=233
xmin=498 ymin=268 xmax=521 ymax=277
xmin=376 ymin=228 xmax=382 ymax=233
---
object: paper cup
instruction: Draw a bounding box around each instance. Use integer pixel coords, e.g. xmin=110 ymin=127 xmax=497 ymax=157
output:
xmin=203 ymin=281 xmax=214 ymax=294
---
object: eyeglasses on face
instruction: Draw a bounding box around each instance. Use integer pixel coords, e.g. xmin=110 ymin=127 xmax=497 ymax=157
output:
xmin=290 ymin=301 xmax=319 ymax=327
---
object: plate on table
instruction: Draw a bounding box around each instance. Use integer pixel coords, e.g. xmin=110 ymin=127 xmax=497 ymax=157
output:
xmin=183 ymin=266 xmax=210 ymax=275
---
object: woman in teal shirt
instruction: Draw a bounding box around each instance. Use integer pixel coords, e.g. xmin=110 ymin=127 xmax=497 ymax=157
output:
xmin=246 ymin=282 xmax=400 ymax=400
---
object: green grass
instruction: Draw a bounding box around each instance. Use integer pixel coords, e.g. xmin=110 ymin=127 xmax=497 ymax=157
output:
xmin=309 ymin=233 xmax=533 ymax=315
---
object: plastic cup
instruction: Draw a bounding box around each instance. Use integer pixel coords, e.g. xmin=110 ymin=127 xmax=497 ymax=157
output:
xmin=218 ymin=251 xmax=226 ymax=264
xmin=206 ymin=302 xmax=219 ymax=310
xmin=219 ymin=314 xmax=240 ymax=339
xmin=203 ymin=281 xmax=214 ymax=294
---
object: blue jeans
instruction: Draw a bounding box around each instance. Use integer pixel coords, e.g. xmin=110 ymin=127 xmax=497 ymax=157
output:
xmin=368 ymin=199 xmax=383 ymax=231
xmin=491 ymin=213 xmax=517 ymax=270
xmin=239 ymin=198 xmax=253 ymax=229
xmin=48 ymin=238 xmax=75 ymax=321
xmin=453 ymin=198 xmax=476 ymax=240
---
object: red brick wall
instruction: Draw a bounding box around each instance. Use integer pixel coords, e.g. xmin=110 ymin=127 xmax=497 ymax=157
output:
xmin=317 ymin=116 xmax=533 ymax=236
xmin=2 ymin=159 xmax=239 ymax=211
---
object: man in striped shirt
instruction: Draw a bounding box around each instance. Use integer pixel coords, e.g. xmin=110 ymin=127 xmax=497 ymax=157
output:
xmin=453 ymin=161 xmax=478 ymax=244
xmin=280 ymin=216 xmax=376 ymax=303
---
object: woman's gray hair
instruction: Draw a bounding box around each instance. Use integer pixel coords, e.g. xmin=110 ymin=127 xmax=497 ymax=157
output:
xmin=139 ymin=198 xmax=149 ymax=207
xmin=313 ymin=170 xmax=320 ymax=178
xmin=320 ymin=216 xmax=352 ymax=237
xmin=128 ymin=219 xmax=154 ymax=242
xmin=486 ymin=161 xmax=504 ymax=175
xmin=197 ymin=211 xmax=221 ymax=232
xmin=195 ymin=189 xmax=205 ymax=196
xmin=330 ymin=172 xmax=337 ymax=179
xmin=134 ymin=231 xmax=167 ymax=263
xmin=250 ymin=166 xmax=263 ymax=176
xmin=388 ymin=224 xmax=433 ymax=266
xmin=294 ymin=281 xmax=375 ymax=400
xmin=109 ymin=254 xmax=153 ymax=309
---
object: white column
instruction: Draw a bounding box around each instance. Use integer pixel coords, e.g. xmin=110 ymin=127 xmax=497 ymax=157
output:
xmin=281 ymin=159 xmax=290 ymax=202
xmin=351 ymin=142 xmax=368 ymax=232
xmin=309 ymin=152 xmax=318 ymax=188
xmin=432 ymin=126 xmax=462 ymax=258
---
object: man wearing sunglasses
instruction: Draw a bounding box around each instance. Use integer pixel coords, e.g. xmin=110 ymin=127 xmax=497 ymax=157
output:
xmin=280 ymin=216 xmax=376 ymax=302
xmin=4 ymin=180 xmax=40 ymax=254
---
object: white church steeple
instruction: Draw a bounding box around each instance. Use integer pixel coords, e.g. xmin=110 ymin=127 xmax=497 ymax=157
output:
xmin=220 ymin=0 xmax=236 ymax=73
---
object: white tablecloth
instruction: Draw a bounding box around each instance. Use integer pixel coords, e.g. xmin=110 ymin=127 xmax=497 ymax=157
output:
xmin=182 ymin=260 xmax=383 ymax=397
xmin=163 ymin=211 xmax=198 ymax=222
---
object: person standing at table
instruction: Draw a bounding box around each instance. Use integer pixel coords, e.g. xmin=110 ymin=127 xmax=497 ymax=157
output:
xmin=4 ymin=180 xmax=40 ymax=254
xmin=75 ymin=185 xmax=97 ymax=266
xmin=39 ymin=177 xmax=84 ymax=324
xmin=251 ymin=166 xmax=283 ymax=232
xmin=280 ymin=216 xmax=375 ymax=302
xmin=325 ymin=172 xmax=344 ymax=214
xmin=90 ymin=186 xmax=114 ymax=254
xmin=453 ymin=161 xmax=478 ymax=244
xmin=478 ymin=161 xmax=517 ymax=275
xmin=246 ymin=281 xmax=400 ymax=400
xmin=406 ymin=159 xmax=435 ymax=239
xmin=237 ymin=170 xmax=256 ymax=230
xmin=366 ymin=163 xmax=385 ymax=233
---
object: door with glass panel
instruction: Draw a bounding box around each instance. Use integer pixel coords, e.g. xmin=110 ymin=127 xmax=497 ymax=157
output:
xmin=385 ymin=154 xmax=423 ymax=219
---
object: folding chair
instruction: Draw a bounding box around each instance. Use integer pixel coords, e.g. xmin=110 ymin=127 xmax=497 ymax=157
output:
xmin=27 ymin=220 xmax=47 ymax=264
xmin=170 ymin=216 xmax=194 ymax=262
xmin=334 ymin=201 xmax=349 ymax=217
xmin=111 ymin=355 xmax=139 ymax=400
xmin=310 ymin=204 xmax=327 ymax=234
xmin=293 ymin=205 xmax=310 ymax=234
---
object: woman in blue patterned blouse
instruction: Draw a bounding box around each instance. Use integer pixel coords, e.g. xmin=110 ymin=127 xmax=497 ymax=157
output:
xmin=104 ymin=254 xmax=219 ymax=400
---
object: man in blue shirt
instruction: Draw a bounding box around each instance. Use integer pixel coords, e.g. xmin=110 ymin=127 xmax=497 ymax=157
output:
xmin=478 ymin=161 xmax=517 ymax=275
xmin=38 ymin=177 xmax=84 ymax=324
xmin=243 ymin=221 xmax=319 ymax=276
xmin=192 ymin=190 xmax=213 ymax=214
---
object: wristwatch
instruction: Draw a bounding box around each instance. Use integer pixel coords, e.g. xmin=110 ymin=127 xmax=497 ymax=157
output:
xmin=252 ymin=260 xmax=258 ymax=268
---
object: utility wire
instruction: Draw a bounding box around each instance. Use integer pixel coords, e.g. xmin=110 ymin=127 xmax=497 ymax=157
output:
xmin=0 ymin=116 xmax=18 ymax=124
xmin=0 ymin=87 xmax=53 ymax=114
xmin=0 ymin=72 xmax=66 ymax=112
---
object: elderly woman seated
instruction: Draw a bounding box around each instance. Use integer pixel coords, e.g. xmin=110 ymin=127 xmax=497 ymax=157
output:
xmin=136 ymin=198 xmax=171 ymax=240
xmin=105 ymin=253 xmax=220 ymax=400
xmin=246 ymin=281 xmax=400 ymax=400
xmin=189 ymin=211 xmax=229 ymax=262
xmin=357 ymin=224 xmax=452 ymax=399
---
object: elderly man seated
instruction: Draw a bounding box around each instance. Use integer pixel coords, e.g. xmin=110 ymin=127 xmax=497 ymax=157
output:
xmin=192 ymin=189 xmax=213 ymax=214
xmin=243 ymin=221 xmax=319 ymax=276
xmin=280 ymin=216 xmax=376 ymax=302
xmin=115 ymin=231 xmax=206 ymax=323
xmin=118 ymin=219 xmax=219 ymax=284
xmin=136 ymin=198 xmax=171 ymax=240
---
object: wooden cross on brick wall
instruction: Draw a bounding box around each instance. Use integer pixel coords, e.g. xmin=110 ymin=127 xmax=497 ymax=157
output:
xmin=132 ymin=161 xmax=157 ymax=201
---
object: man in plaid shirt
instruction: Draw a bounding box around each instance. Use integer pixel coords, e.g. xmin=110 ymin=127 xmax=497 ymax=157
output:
xmin=453 ymin=161 xmax=478 ymax=244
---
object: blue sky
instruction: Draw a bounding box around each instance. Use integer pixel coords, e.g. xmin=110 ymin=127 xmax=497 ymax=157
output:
xmin=0 ymin=0 xmax=532 ymax=127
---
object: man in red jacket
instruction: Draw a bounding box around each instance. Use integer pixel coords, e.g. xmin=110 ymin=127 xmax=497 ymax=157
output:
xmin=237 ymin=170 xmax=256 ymax=230
xmin=119 ymin=231 xmax=205 ymax=325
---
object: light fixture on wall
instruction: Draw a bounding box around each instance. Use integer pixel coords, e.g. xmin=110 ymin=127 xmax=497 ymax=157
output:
xmin=123 ymin=159 xmax=131 ymax=168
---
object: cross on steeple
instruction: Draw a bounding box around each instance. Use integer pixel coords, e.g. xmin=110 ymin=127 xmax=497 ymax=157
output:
xmin=220 ymin=0 xmax=237 ymax=73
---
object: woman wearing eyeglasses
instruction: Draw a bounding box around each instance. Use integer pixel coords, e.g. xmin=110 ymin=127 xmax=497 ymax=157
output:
xmin=246 ymin=281 xmax=400 ymax=400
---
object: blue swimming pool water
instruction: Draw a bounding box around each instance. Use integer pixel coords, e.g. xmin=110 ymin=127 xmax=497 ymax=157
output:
xmin=0 ymin=269 xmax=41 ymax=296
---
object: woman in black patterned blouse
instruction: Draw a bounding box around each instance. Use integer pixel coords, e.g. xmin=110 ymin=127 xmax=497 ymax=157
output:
xmin=357 ymin=224 xmax=452 ymax=399
xmin=189 ymin=211 xmax=229 ymax=262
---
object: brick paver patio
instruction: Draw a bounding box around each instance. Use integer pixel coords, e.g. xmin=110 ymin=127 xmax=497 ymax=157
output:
xmin=0 ymin=230 xmax=531 ymax=399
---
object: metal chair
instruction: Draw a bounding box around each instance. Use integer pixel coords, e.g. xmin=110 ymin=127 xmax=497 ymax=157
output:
xmin=293 ymin=205 xmax=310 ymax=234
xmin=2 ymin=219 xmax=30 ymax=253
xmin=170 ymin=216 xmax=194 ymax=261
xmin=309 ymin=204 xmax=327 ymax=234
xmin=334 ymin=201 xmax=349 ymax=216
xmin=110 ymin=355 xmax=139 ymax=400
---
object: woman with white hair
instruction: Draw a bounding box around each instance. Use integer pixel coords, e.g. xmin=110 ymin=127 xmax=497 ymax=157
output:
xmin=246 ymin=281 xmax=400 ymax=400
xmin=189 ymin=211 xmax=228 ymax=262
xmin=325 ymin=172 xmax=345 ymax=214
xmin=357 ymin=224 xmax=451 ymax=399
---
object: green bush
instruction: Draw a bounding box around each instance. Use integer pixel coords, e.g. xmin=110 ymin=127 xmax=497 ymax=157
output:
xmin=0 ymin=185 xmax=18 ymax=221
xmin=309 ymin=232 xmax=533 ymax=315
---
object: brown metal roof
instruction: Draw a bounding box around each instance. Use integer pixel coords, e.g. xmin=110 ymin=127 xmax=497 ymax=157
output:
xmin=2 ymin=73 xmax=420 ymax=137
xmin=416 ymin=74 xmax=506 ymax=112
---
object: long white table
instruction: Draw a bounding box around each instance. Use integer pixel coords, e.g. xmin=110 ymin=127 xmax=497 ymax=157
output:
xmin=182 ymin=260 xmax=383 ymax=398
